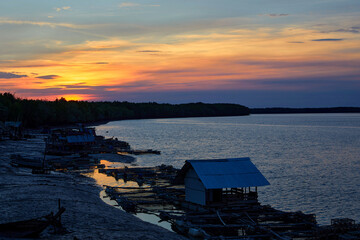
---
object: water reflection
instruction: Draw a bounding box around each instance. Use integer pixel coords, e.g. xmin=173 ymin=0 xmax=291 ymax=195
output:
xmin=93 ymin=114 xmax=360 ymax=225
xmin=84 ymin=160 xmax=138 ymax=187
xmin=84 ymin=160 xmax=173 ymax=232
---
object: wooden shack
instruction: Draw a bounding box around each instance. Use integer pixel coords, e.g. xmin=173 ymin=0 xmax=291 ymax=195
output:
xmin=174 ymin=158 xmax=270 ymax=206
xmin=4 ymin=121 xmax=23 ymax=139
xmin=45 ymin=125 xmax=96 ymax=155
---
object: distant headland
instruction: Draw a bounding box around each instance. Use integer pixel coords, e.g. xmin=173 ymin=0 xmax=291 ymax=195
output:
xmin=0 ymin=93 xmax=250 ymax=127
xmin=1 ymin=93 xmax=359 ymax=128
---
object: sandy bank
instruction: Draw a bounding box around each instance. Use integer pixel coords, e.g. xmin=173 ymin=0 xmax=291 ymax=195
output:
xmin=0 ymin=138 xmax=186 ymax=239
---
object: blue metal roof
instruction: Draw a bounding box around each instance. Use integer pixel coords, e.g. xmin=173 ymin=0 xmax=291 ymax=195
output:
xmin=5 ymin=121 xmax=22 ymax=128
xmin=186 ymin=158 xmax=270 ymax=189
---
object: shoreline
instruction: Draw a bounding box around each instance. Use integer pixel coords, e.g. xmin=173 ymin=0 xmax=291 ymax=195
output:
xmin=0 ymin=138 xmax=186 ymax=239
xmin=43 ymin=111 xmax=360 ymax=128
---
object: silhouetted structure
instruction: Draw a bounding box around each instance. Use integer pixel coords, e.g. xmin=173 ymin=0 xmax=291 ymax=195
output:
xmin=174 ymin=158 xmax=270 ymax=206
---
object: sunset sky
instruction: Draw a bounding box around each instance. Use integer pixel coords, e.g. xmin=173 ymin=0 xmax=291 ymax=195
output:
xmin=1 ymin=0 xmax=360 ymax=107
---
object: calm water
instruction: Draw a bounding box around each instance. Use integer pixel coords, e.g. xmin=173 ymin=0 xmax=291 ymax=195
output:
xmin=95 ymin=114 xmax=360 ymax=225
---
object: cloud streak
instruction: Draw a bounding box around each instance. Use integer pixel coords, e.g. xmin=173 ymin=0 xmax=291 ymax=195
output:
xmin=0 ymin=72 xmax=28 ymax=79
xmin=312 ymin=38 xmax=344 ymax=41
xmin=0 ymin=19 xmax=87 ymax=29
xmin=262 ymin=14 xmax=289 ymax=17
xmin=36 ymin=75 xmax=60 ymax=80
xmin=119 ymin=2 xmax=140 ymax=8
xmin=137 ymin=50 xmax=161 ymax=53
xmin=119 ymin=2 xmax=160 ymax=8
xmin=323 ymin=26 xmax=360 ymax=34
xmin=56 ymin=6 xmax=71 ymax=12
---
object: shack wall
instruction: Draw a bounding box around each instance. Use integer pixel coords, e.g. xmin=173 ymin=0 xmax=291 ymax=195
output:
xmin=184 ymin=168 xmax=206 ymax=205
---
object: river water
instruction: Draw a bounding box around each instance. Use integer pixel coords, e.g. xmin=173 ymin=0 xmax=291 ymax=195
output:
xmin=94 ymin=113 xmax=360 ymax=225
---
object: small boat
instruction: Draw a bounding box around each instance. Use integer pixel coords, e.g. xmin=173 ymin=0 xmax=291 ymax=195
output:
xmin=0 ymin=207 xmax=65 ymax=238
xmin=128 ymin=149 xmax=161 ymax=155
xmin=0 ymin=217 xmax=50 ymax=238
xmin=10 ymin=154 xmax=44 ymax=169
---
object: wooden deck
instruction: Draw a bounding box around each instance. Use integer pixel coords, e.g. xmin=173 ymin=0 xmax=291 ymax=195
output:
xmin=101 ymin=166 xmax=360 ymax=240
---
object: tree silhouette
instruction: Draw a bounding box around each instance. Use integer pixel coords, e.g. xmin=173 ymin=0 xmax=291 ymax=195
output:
xmin=0 ymin=92 xmax=250 ymax=127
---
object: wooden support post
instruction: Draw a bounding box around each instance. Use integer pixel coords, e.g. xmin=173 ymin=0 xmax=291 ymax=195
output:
xmin=58 ymin=199 xmax=61 ymax=223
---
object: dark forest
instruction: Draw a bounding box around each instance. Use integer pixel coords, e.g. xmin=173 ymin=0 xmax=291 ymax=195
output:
xmin=0 ymin=93 xmax=250 ymax=127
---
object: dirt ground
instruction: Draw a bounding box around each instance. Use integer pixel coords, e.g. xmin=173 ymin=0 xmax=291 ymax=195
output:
xmin=0 ymin=137 xmax=186 ymax=240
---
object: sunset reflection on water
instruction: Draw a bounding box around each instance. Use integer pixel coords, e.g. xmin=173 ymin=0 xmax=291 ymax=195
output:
xmin=84 ymin=160 xmax=139 ymax=188
xmin=83 ymin=160 xmax=173 ymax=231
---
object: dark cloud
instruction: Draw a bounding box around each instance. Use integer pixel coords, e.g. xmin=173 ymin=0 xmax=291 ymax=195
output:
xmin=288 ymin=41 xmax=304 ymax=43
xmin=59 ymin=85 xmax=91 ymax=89
xmin=323 ymin=26 xmax=360 ymax=34
xmin=233 ymin=59 xmax=360 ymax=69
xmin=0 ymin=71 xmax=28 ymax=79
xmin=57 ymin=82 xmax=90 ymax=89
xmin=142 ymin=68 xmax=197 ymax=75
xmin=141 ymin=68 xmax=240 ymax=78
xmin=137 ymin=50 xmax=161 ymax=53
xmin=312 ymin=38 xmax=344 ymax=41
xmin=36 ymin=75 xmax=60 ymax=79
xmin=334 ymin=28 xmax=359 ymax=33
xmin=266 ymin=13 xmax=289 ymax=17
xmin=13 ymin=63 xmax=66 ymax=68
xmin=67 ymin=46 xmax=131 ymax=53
xmin=71 ymin=82 xmax=87 ymax=85
xmin=109 ymin=80 xmax=159 ymax=89
xmin=94 ymin=62 xmax=109 ymax=64
xmin=14 ymin=88 xmax=63 ymax=95
xmin=55 ymin=81 xmax=161 ymax=92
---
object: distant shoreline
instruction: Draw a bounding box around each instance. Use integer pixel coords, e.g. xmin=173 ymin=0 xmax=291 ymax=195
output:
xmin=0 ymin=93 xmax=250 ymax=128
xmin=251 ymin=107 xmax=360 ymax=114
xmin=2 ymin=93 xmax=360 ymax=128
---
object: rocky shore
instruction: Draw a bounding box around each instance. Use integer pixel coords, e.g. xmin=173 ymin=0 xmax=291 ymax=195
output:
xmin=0 ymin=138 xmax=186 ymax=239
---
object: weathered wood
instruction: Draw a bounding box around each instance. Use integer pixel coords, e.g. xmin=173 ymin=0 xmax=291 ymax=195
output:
xmin=105 ymin=186 xmax=151 ymax=190
xmin=101 ymin=165 xmax=335 ymax=240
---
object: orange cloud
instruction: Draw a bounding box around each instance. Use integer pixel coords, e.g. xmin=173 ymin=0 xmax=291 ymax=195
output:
xmin=2 ymin=24 xmax=359 ymax=100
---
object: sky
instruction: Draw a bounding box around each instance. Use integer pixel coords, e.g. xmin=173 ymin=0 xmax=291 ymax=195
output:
xmin=0 ymin=0 xmax=360 ymax=107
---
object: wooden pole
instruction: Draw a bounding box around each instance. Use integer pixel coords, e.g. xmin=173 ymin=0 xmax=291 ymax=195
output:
xmin=58 ymin=199 xmax=61 ymax=223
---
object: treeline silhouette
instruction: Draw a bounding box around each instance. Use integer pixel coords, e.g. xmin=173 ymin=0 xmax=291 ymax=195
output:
xmin=0 ymin=93 xmax=250 ymax=127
